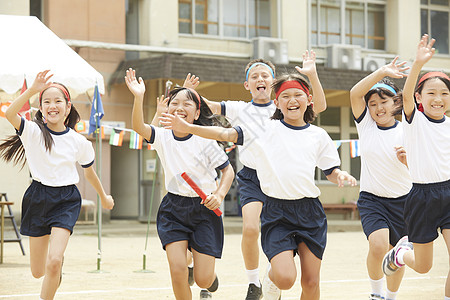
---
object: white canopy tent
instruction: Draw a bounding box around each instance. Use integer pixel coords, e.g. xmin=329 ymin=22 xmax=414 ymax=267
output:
xmin=0 ymin=14 xmax=105 ymax=97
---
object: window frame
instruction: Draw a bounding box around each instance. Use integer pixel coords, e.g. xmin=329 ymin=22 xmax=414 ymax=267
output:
xmin=308 ymin=0 xmax=387 ymax=50
xmin=420 ymin=0 xmax=450 ymax=55
xmin=178 ymin=0 xmax=275 ymax=40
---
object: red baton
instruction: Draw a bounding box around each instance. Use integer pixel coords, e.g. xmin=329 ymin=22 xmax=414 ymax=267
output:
xmin=181 ymin=172 xmax=222 ymax=217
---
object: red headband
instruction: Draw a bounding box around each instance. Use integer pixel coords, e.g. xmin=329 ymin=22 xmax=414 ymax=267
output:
xmin=39 ymin=83 xmax=71 ymax=104
xmin=186 ymin=88 xmax=201 ymax=109
xmin=275 ymin=80 xmax=309 ymax=99
xmin=418 ymin=71 xmax=450 ymax=86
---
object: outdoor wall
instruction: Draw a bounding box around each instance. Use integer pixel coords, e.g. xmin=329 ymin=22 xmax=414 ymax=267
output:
xmin=280 ymin=0 xmax=307 ymax=58
xmin=0 ymin=0 xmax=28 ymax=16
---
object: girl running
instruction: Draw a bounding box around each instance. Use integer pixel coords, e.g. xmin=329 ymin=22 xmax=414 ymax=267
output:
xmin=160 ymin=67 xmax=356 ymax=300
xmin=382 ymin=35 xmax=450 ymax=300
xmin=350 ymin=58 xmax=412 ymax=300
xmin=125 ymin=68 xmax=234 ymax=300
xmin=0 ymin=70 xmax=114 ymax=300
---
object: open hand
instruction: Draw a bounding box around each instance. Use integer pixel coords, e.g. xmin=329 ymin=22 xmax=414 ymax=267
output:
xmin=416 ymin=34 xmax=435 ymax=65
xmin=159 ymin=112 xmax=191 ymax=133
xmin=31 ymin=70 xmax=53 ymax=93
xmin=125 ymin=68 xmax=145 ymax=97
xmin=382 ymin=56 xmax=409 ymax=78
xmin=183 ymin=73 xmax=200 ymax=89
xmin=295 ymin=50 xmax=317 ymax=77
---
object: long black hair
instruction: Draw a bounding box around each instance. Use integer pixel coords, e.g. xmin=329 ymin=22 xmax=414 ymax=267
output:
xmin=0 ymin=83 xmax=80 ymax=168
xmin=167 ymin=87 xmax=223 ymax=127
xmin=364 ymin=78 xmax=403 ymax=116
xmin=270 ymin=73 xmax=316 ymax=123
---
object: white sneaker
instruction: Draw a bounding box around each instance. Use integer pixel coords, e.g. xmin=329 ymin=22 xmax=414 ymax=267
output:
xmin=382 ymin=236 xmax=413 ymax=276
xmin=262 ymin=265 xmax=281 ymax=300
xmin=369 ymin=293 xmax=385 ymax=300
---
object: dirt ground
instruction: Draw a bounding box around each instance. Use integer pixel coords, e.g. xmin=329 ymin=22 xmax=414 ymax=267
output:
xmin=0 ymin=220 xmax=448 ymax=299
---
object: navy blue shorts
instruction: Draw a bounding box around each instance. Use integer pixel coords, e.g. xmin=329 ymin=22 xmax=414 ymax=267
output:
xmin=404 ymin=180 xmax=450 ymax=243
xmin=20 ymin=180 xmax=82 ymax=237
xmin=157 ymin=193 xmax=224 ymax=258
xmin=237 ymin=166 xmax=266 ymax=207
xmin=261 ymin=196 xmax=327 ymax=261
xmin=357 ymin=191 xmax=408 ymax=246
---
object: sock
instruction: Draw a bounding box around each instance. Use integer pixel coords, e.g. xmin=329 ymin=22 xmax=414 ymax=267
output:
xmin=369 ymin=277 xmax=384 ymax=297
xmin=188 ymin=261 xmax=193 ymax=268
xmin=396 ymin=247 xmax=408 ymax=265
xmin=246 ymin=268 xmax=260 ymax=287
xmin=385 ymin=288 xmax=398 ymax=300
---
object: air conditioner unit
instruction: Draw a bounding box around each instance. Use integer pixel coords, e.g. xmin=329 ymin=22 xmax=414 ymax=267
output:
xmin=363 ymin=56 xmax=386 ymax=72
xmin=252 ymin=37 xmax=289 ymax=64
xmin=326 ymin=44 xmax=361 ymax=70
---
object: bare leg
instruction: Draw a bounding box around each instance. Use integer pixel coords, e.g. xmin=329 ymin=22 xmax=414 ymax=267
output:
xmin=442 ymin=229 xmax=450 ymax=297
xmin=40 ymin=227 xmax=70 ymax=300
xmin=298 ymin=243 xmax=321 ymax=300
xmin=166 ymin=240 xmax=191 ymax=300
xmin=191 ymin=248 xmax=216 ymax=289
xmin=241 ymin=201 xmax=263 ymax=271
xmin=29 ymin=235 xmax=50 ymax=279
xmin=403 ymin=241 xmax=434 ymax=273
xmin=270 ymin=250 xmax=297 ymax=290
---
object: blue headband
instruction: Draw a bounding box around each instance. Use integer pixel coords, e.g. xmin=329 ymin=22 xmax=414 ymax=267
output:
xmin=245 ymin=62 xmax=275 ymax=81
xmin=370 ymin=83 xmax=397 ymax=95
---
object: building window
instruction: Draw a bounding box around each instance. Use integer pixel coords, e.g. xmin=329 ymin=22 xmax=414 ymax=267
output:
xmin=311 ymin=0 xmax=386 ymax=50
xmin=178 ymin=0 xmax=272 ymax=39
xmin=421 ymin=0 xmax=449 ymax=54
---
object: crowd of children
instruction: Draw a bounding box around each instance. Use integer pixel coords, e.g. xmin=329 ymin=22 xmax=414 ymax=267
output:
xmin=1 ymin=34 xmax=449 ymax=300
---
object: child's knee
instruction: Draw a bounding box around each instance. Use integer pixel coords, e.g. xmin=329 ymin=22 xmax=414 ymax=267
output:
xmin=272 ymin=271 xmax=296 ymax=290
xmin=195 ymin=274 xmax=215 ymax=289
xmin=45 ymin=256 xmax=63 ymax=276
xmin=242 ymin=222 xmax=260 ymax=239
xmin=31 ymin=268 xmax=45 ymax=279
xmin=415 ymin=262 xmax=432 ymax=274
xmin=301 ymin=275 xmax=320 ymax=291
xmin=369 ymin=240 xmax=389 ymax=259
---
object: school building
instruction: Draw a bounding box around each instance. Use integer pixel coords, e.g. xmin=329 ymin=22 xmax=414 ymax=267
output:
xmin=0 ymin=0 xmax=449 ymax=222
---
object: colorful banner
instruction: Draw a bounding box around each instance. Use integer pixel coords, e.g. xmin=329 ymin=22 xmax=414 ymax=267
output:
xmin=109 ymin=128 xmax=124 ymax=146
xmin=129 ymin=131 xmax=143 ymax=149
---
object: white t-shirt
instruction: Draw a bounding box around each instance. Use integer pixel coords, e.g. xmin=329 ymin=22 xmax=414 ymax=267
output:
xmin=18 ymin=118 xmax=95 ymax=187
xmin=149 ymin=126 xmax=230 ymax=197
xmin=355 ymin=108 xmax=412 ymax=197
xmin=221 ymin=100 xmax=276 ymax=169
xmin=237 ymin=119 xmax=341 ymax=199
xmin=403 ymin=108 xmax=450 ymax=183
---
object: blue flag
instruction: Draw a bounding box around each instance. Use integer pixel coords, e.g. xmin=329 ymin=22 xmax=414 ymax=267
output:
xmin=89 ymin=84 xmax=104 ymax=135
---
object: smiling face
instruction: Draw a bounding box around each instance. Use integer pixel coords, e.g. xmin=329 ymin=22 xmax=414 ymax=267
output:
xmin=39 ymin=87 xmax=71 ymax=131
xmin=244 ymin=65 xmax=274 ymax=102
xmin=167 ymin=89 xmax=200 ymax=124
xmin=416 ymin=78 xmax=450 ymax=120
xmin=274 ymin=87 xmax=312 ymax=126
xmin=367 ymin=93 xmax=396 ymax=127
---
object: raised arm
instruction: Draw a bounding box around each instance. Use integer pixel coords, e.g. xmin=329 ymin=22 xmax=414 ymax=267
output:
xmin=326 ymin=168 xmax=357 ymax=187
xmin=159 ymin=112 xmax=238 ymax=143
xmin=403 ymin=34 xmax=436 ymax=119
xmin=295 ymin=50 xmax=326 ymax=114
xmin=150 ymin=95 xmax=169 ymax=126
xmin=125 ymin=68 xmax=153 ymax=141
xmin=5 ymin=70 xmax=53 ymax=130
xmin=183 ymin=73 xmax=222 ymax=115
xmin=83 ymin=165 xmax=114 ymax=209
xmin=350 ymin=56 xmax=409 ymax=118
xmin=202 ymin=164 xmax=235 ymax=211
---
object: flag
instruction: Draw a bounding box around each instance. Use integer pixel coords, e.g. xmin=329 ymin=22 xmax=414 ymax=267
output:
xmin=129 ymin=131 xmax=143 ymax=149
xmin=333 ymin=140 xmax=342 ymax=149
xmin=0 ymin=101 xmax=11 ymax=118
xmin=18 ymin=78 xmax=31 ymax=120
xmin=88 ymin=84 xmax=104 ymax=135
xmin=350 ymin=140 xmax=360 ymax=158
xmin=75 ymin=120 xmax=86 ymax=133
xmin=146 ymin=141 xmax=153 ymax=150
xmin=109 ymin=128 xmax=124 ymax=146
